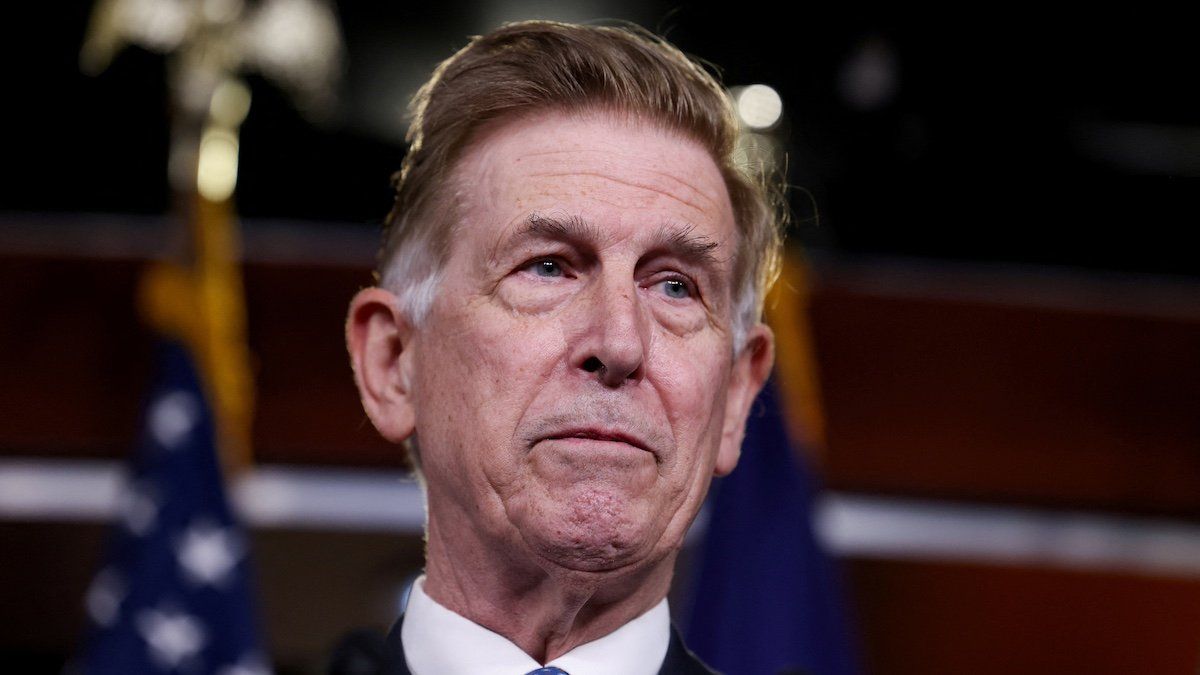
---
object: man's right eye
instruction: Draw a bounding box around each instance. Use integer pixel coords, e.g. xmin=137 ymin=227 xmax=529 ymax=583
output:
xmin=525 ymin=259 xmax=564 ymax=278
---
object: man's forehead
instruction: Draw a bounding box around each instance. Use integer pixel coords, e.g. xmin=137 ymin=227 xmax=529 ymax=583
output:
xmin=451 ymin=109 xmax=738 ymax=254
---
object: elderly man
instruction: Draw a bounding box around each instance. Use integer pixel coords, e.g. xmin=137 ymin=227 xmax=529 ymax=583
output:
xmin=346 ymin=20 xmax=781 ymax=675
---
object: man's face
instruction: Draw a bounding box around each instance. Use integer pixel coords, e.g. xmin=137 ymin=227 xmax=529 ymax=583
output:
xmin=392 ymin=110 xmax=770 ymax=574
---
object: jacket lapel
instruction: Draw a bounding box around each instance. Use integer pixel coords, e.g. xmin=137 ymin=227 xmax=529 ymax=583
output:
xmin=658 ymin=625 xmax=719 ymax=675
xmin=378 ymin=615 xmax=412 ymax=675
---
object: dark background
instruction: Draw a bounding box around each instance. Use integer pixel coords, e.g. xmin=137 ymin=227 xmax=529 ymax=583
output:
xmin=6 ymin=2 xmax=1197 ymax=276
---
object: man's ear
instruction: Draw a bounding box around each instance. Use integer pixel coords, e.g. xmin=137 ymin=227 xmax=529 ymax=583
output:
xmin=346 ymin=287 xmax=417 ymax=444
xmin=714 ymin=323 xmax=775 ymax=476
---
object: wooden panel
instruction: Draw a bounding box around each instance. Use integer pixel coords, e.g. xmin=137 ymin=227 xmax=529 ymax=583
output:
xmin=846 ymin=557 xmax=1200 ymax=675
xmin=241 ymin=263 xmax=398 ymax=466
xmin=0 ymin=254 xmax=399 ymax=466
xmin=811 ymin=281 xmax=1200 ymax=515
xmin=0 ymin=522 xmax=106 ymax=652
xmin=0 ymin=257 xmax=151 ymax=457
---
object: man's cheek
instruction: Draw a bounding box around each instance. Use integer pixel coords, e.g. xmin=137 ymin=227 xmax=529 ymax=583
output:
xmin=675 ymin=358 xmax=731 ymax=438
xmin=478 ymin=311 xmax=567 ymax=374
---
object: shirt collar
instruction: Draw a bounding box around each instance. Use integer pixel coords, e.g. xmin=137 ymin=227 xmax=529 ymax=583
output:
xmin=401 ymin=575 xmax=670 ymax=675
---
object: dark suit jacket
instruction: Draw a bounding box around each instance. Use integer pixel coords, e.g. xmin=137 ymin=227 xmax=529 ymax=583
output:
xmin=367 ymin=614 xmax=719 ymax=675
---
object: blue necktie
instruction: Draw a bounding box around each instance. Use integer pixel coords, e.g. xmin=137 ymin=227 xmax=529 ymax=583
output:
xmin=525 ymin=668 xmax=570 ymax=675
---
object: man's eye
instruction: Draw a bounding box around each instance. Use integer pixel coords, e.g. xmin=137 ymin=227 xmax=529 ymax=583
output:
xmin=526 ymin=259 xmax=563 ymax=278
xmin=657 ymin=278 xmax=691 ymax=299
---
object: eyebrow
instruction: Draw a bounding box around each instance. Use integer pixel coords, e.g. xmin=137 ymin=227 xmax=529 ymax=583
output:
xmin=513 ymin=213 xmax=605 ymax=247
xmin=655 ymin=222 xmax=721 ymax=266
xmin=509 ymin=213 xmax=723 ymax=267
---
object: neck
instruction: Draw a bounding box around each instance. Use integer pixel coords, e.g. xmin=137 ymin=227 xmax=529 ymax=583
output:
xmin=422 ymin=514 xmax=676 ymax=663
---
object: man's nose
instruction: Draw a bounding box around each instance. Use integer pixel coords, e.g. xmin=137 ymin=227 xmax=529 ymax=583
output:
xmin=573 ymin=281 xmax=646 ymax=388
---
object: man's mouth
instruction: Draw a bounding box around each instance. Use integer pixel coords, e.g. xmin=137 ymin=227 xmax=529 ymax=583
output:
xmin=544 ymin=428 xmax=651 ymax=454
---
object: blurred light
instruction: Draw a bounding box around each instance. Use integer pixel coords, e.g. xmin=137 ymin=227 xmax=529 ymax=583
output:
xmin=80 ymin=0 xmax=191 ymax=74
xmin=246 ymin=0 xmax=338 ymax=72
xmin=735 ymin=84 xmax=783 ymax=131
xmin=119 ymin=0 xmax=191 ymax=52
xmin=196 ymin=128 xmax=240 ymax=201
xmin=203 ymin=0 xmax=244 ymax=24
xmin=1073 ymin=120 xmax=1200 ymax=176
xmin=838 ymin=36 xmax=898 ymax=111
xmin=210 ymin=79 xmax=252 ymax=128
xmin=241 ymin=0 xmax=343 ymax=114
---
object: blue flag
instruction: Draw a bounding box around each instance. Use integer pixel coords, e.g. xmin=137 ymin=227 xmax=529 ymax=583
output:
xmin=686 ymin=378 xmax=860 ymax=675
xmin=77 ymin=341 xmax=270 ymax=675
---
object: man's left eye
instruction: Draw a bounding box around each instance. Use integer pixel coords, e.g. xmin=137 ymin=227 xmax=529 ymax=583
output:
xmin=656 ymin=278 xmax=691 ymax=299
xmin=525 ymin=259 xmax=564 ymax=277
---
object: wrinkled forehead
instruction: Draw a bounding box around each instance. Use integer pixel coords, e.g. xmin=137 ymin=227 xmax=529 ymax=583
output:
xmin=448 ymin=109 xmax=738 ymax=253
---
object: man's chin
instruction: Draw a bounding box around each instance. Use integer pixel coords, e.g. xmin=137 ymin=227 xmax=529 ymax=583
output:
xmin=529 ymin=535 xmax=659 ymax=575
xmin=519 ymin=498 xmax=669 ymax=575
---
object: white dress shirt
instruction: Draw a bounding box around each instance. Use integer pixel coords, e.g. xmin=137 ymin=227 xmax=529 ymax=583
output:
xmin=401 ymin=575 xmax=670 ymax=675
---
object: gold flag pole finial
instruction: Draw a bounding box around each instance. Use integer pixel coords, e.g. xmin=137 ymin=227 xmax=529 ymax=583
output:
xmin=82 ymin=0 xmax=344 ymax=474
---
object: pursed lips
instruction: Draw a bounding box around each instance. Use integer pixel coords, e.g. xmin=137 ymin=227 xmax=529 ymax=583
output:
xmin=542 ymin=428 xmax=654 ymax=456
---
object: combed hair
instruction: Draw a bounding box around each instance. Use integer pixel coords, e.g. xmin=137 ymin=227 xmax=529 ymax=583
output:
xmin=378 ymin=20 xmax=784 ymax=348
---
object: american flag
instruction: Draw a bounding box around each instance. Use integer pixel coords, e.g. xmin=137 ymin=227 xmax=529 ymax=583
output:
xmin=76 ymin=340 xmax=270 ymax=674
xmin=686 ymin=378 xmax=861 ymax=675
